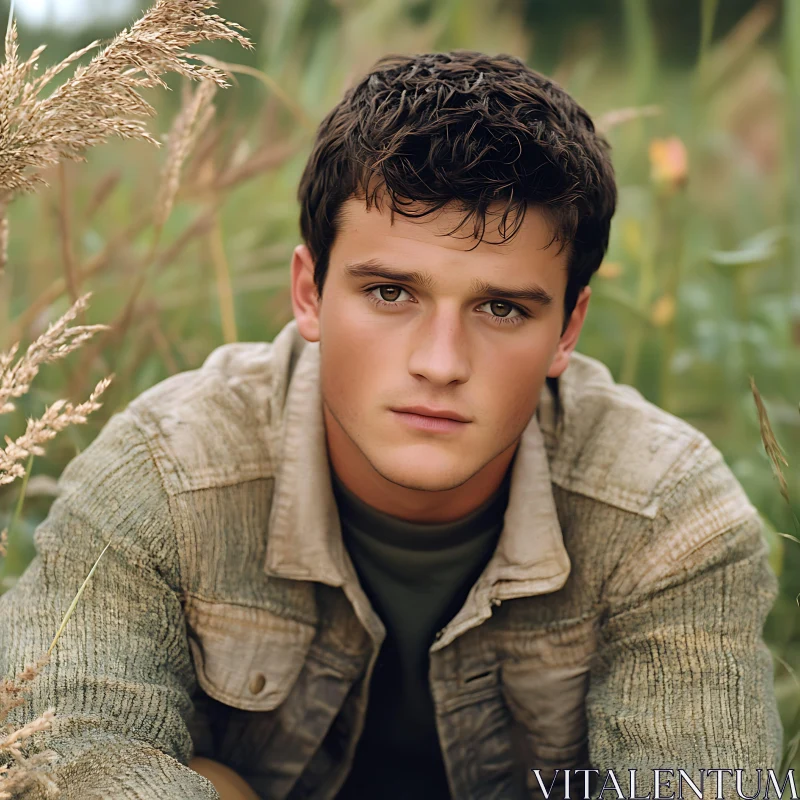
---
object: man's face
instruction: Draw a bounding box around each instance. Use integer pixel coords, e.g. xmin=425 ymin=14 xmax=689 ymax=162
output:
xmin=291 ymin=198 xmax=591 ymax=522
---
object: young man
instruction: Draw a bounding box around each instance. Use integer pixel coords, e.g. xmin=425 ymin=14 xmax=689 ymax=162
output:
xmin=0 ymin=51 xmax=783 ymax=800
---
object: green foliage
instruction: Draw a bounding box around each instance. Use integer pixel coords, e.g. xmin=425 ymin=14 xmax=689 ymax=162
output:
xmin=1 ymin=0 xmax=798 ymax=769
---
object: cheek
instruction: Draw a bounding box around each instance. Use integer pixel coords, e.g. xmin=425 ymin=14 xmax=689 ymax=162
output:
xmin=479 ymin=347 xmax=550 ymax=425
xmin=323 ymin=292 xmax=393 ymax=358
xmin=320 ymin=313 xmax=388 ymax=409
xmin=322 ymin=294 xmax=374 ymax=359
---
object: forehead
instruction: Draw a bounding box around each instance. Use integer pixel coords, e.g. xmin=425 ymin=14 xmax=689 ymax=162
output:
xmin=332 ymin=197 xmax=567 ymax=268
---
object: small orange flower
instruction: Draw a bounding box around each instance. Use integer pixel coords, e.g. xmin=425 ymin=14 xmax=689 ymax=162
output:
xmin=651 ymin=294 xmax=676 ymax=327
xmin=649 ymin=136 xmax=688 ymax=193
xmin=597 ymin=261 xmax=623 ymax=279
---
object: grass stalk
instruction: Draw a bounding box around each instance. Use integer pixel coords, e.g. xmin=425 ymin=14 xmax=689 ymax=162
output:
xmin=618 ymin=0 xmax=657 ymax=387
xmin=699 ymin=0 xmax=719 ymax=71
xmin=47 ymin=538 xmax=113 ymax=657
xmin=210 ymin=207 xmax=237 ymax=344
xmin=785 ymin=0 xmax=800 ymax=321
xmin=622 ymin=0 xmax=656 ymax=106
xmin=658 ymin=0 xmax=718 ymax=412
xmin=657 ymin=193 xmax=688 ymax=412
xmin=620 ymin=227 xmax=656 ymax=387
xmin=57 ymin=163 xmax=81 ymax=319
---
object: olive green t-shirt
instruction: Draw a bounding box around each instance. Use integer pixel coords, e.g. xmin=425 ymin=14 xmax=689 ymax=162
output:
xmin=332 ymin=462 xmax=513 ymax=800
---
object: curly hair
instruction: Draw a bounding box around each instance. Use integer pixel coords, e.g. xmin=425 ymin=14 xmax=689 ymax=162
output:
xmin=297 ymin=50 xmax=617 ymax=330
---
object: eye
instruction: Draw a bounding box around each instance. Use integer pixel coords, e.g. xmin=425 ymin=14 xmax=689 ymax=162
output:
xmin=476 ymin=299 xmax=530 ymax=326
xmin=477 ymin=300 xmax=523 ymax=321
xmin=372 ymin=285 xmax=408 ymax=303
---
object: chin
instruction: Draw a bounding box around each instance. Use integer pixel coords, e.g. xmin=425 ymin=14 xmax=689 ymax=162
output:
xmin=371 ymin=450 xmax=472 ymax=492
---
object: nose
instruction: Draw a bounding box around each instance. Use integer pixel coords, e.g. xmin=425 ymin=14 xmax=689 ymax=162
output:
xmin=407 ymin=309 xmax=470 ymax=386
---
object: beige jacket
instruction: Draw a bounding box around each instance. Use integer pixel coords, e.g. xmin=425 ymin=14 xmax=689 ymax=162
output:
xmin=0 ymin=318 xmax=783 ymax=799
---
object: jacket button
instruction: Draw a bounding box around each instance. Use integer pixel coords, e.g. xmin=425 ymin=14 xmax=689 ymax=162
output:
xmin=248 ymin=673 xmax=267 ymax=695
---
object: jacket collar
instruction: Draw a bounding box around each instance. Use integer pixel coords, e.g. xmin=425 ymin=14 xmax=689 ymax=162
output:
xmin=265 ymin=326 xmax=571 ymax=634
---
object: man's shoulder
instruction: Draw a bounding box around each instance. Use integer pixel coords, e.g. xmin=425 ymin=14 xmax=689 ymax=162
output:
xmin=552 ymin=353 xmax=768 ymax=601
xmin=124 ymin=319 xmax=309 ymax=496
xmin=550 ymin=351 xmax=729 ymax=521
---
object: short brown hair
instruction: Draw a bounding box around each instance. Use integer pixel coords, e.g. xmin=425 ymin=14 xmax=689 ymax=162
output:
xmin=297 ymin=50 xmax=617 ymax=330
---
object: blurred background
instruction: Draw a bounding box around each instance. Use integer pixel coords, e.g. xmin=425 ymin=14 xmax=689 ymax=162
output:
xmin=0 ymin=0 xmax=798 ymax=772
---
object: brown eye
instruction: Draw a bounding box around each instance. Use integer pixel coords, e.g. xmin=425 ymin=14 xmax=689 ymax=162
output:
xmin=379 ymin=286 xmax=402 ymax=302
xmin=490 ymin=301 xmax=512 ymax=317
xmin=477 ymin=300 xmax=525 ymax=324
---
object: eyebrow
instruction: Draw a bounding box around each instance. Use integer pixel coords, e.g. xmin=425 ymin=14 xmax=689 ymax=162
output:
xmin=343 ymin=259 xmax=554 ymax=307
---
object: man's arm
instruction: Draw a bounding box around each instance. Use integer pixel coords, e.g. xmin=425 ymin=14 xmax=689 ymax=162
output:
xmin=586 ymin=440 xmax=784 ymax=796
xmin=0 ymin=410 xmax=219 ymax=799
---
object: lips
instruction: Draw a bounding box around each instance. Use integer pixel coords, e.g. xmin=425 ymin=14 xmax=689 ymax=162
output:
xmin=391 ymin=406 xmax=471 ymax=423
xmin=391 ymin=410 xmax=469 ymax=433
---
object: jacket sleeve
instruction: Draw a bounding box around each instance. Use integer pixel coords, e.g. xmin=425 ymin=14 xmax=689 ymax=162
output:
xmin=585 ymin=439 xmax=785 ymax=797
xmin=0 ymin=410 xmax=219 ymax=799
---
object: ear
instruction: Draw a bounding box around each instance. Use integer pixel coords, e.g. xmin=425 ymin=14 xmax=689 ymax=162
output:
xmin=290 ymin=244 xmax=321 ymax=343
xmin=547 ymin=285 xmax=591 ymax=379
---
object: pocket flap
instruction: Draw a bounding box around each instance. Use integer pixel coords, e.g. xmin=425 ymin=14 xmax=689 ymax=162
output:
xmin=186 ymin=596 xmax=315 ymax=712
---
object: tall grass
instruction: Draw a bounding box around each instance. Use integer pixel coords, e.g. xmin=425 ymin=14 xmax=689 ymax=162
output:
xmin=786 ymin=0 xmax=800 ymax=325
xmin=0 ymin=0 xmax=797 ymax=782
xmin=0 ymin=1 xmax=250 ymax=794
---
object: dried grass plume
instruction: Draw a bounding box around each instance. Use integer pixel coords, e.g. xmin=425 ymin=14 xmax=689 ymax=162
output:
xmin=154 ymin=77 xmax=218 ymax=230
xmin=0 ymin=0 xmax=253 ymax=268
xmin=0 ymin=293 xmax=113 ymax=486
xmin=0 ymin=654 xmax=57 ymax=799
xmin=750 ymin=375 xmax=790 ymax=504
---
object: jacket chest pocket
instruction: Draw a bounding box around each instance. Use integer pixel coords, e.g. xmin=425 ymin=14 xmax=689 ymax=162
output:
xmin=502 ymin=660 xmax=590 ymax=753
xmin=498 ymin=620 xmax=597 ymax=794
xmin=185 ymin=595 xmax=316 ymax=712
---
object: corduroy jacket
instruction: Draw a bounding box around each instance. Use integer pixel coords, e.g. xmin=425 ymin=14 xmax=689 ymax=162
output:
xmin=0 ymin=317 xmax=784 ymax=799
